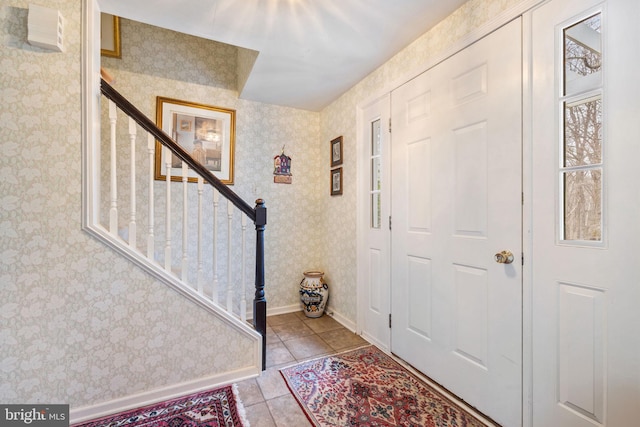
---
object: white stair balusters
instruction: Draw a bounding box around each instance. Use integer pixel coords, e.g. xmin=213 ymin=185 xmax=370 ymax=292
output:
xmin=181 ymin=161 xmax=189 ymax=284
xmin=128 ymin=117 xmax=137 ymax=248
xmin=99 ymin=96 xmax=257 ymax=322
xmin=241 ymin=214 xmax=247 ymax=322
xmin=108 ymin=100 xmax=118 ymax=234
xmin=212 ymin=189 xmax=219 ymax=303
xmin=226 ymin=200 xmax=234 ymax=313
xmin=146 ymin=134 xmax=155 ymax=260
xmin=164 ymin=145 xmax=172 ymax=272
xmin=197 ymin=177 xmax=204 ymax=294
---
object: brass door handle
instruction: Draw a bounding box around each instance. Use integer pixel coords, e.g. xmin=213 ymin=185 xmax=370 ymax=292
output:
xmin=494 ymin=250 xmax=514 ymax=264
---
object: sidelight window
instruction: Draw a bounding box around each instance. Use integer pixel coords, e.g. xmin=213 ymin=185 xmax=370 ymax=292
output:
xmin=370 ymin=119 xmax=382 ymax=229
xmin=560 ymin=13 xmax=603 ymax=242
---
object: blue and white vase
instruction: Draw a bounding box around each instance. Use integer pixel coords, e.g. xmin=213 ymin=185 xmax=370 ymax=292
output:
xmin=299 ymin=270 xmax=329 ymax=318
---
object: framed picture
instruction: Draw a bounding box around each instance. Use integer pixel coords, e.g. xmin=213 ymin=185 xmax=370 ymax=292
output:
xmin=330 ymin=136 xmax=343 ymax=167
xmin=155 ymin=97 xmax=236 ymax=184
xmin=331 ymin=167 xmax=343 ymax=196
xmin=100 ymin=13 xmax=121 ymax=58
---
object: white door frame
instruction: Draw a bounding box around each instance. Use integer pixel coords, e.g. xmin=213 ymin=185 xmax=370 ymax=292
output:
xmin=356 ymin=93 xmax=391 ymax=351
xmin=355 ymin=1 xmax=543 ymax=426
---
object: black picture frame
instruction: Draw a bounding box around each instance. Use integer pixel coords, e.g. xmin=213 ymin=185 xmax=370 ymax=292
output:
xmin=330 ymin=136 xmax=343 ymax=167
xmin=331 ymin=167 xmax=343 ymax=196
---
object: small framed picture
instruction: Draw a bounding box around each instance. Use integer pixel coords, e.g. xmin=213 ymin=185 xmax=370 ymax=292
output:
xmin=331 ymin=167 xmax=343 ymax=196
xmin=330 ymin=136 xmax=343 ymax=167
xmin=100 ymin=13 xmax=121 ymax=58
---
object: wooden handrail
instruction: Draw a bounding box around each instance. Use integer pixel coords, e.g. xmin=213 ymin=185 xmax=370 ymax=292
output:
xmin=100 ymin=78 xmax=256 ymax=221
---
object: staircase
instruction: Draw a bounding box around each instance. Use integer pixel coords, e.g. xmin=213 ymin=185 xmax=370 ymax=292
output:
xmin=84 ymin=78 xmax=267 ymax=369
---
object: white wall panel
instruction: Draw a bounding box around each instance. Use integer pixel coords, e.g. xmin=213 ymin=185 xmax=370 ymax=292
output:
xmin=407 ymin=256 xmax=433 ymax=339
xmin=454 ymin=264 xmax=488 ymax=368
xmin=407 ymin=91 xmax=432 ymax=123
xmin=454 ymin=122 xmax=488 ymax=237
xmin=408 ymin=139 xmax=432 ymax=233
xmin=452 ymin=63 xmax=488 ymax=105
xmin=558 ymin=283 xmax=605 ymax=423
xmin=368 ymin=249 xmax=382 ymax=313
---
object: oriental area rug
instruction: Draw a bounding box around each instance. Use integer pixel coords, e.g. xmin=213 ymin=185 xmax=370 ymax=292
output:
xmin=72 ymin=384 xmax=247 ymax=427
xmin=281 ymin=345 xmax=491 ymax=427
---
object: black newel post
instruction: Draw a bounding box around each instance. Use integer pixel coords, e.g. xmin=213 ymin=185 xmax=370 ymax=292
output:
xmin=253 ymin=199 xmax=267 ymax=370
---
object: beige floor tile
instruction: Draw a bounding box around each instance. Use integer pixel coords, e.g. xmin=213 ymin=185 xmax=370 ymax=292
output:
xmin=267 ymin=313 xmax=300 ymax=326
xmin=270 ymin=321 xmax=314 ymax=341
xmin=265 ymin=341 xmax=295 ymax=367
xmin=255 ymin=366 xmax=291 ymax=401
xmin=319 ymin=327 xmax=368 ymax=351
xmin=283 ymin=335 xmax=334 ymax=360
xmin=235 ymin=379 xmax=264 ymax=407
xmin=266 ymin=394 xmax=311 ymax=427
xmin=242 ymin=312 xmax=372 ymax=427
xmin=302 ymin=314 xmax=343 ymax=333
xmin=293 ymin=310 xmax=307 ymax=320
xmin=265 ymin=325 xmax=280 ymax=344
xmin=243 ymin=402 xmax=276 ymax=427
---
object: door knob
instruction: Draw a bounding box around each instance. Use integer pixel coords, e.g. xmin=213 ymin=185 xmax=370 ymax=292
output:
xmin=494 ymin=250 xmax=514 ymax=264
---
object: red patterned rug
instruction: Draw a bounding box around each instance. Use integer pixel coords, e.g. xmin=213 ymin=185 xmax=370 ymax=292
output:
xmin=72 ymin=384 xmax=247 ymax=427
xmin=281 ymin=345 xmax=490 ymax=427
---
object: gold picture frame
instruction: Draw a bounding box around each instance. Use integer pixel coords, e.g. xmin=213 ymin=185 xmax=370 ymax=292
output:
xmin=100 ymin=14 xmax=121 ymax=58
xmin=155 ymin=97 xmax=236 ymax=185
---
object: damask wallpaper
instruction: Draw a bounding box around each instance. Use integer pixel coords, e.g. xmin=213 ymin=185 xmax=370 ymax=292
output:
xmin=0 ymin=0 xmax=317 ymax=410
xmin=318 ymin=0 xmax=524 ymax=324
xmin=100 ymin=18 xmax=322 ymax=314
xmin=0 ymin=0 xmax=526 ymax=413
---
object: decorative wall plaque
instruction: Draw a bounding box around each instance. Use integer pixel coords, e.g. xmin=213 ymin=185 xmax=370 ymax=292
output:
xmin=274 ymin=146 xmax=292 ymax=184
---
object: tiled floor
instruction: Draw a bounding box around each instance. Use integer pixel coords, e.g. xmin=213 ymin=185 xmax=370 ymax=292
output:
xmin=235 ymin=311 xmax=368 ymax=427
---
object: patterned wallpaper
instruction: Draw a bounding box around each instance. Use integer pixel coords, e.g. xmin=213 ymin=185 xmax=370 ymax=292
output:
xmin=101 ymin=17 xmax=322 ymax=313
xmin=0 ymin=0 xmax=318 ymax=409
xmin=0 ymin=0 xmax=526 ymax=411
xmin=318 ymin=0 xmax=525 ymax=322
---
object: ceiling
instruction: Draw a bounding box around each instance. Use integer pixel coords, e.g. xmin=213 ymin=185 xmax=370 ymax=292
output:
xmin=100 ymin=0 xmax=468 ymax=111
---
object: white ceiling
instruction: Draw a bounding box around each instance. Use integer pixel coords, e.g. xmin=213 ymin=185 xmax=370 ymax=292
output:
xmin=99 ymin=0 xmax=468 ymax=111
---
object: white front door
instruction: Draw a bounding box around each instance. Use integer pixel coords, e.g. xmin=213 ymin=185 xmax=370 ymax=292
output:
xmin=531 ymin=0 xmax=640 ymax=425
xmin=390 ymin=19 xmax=522 ymax=427
xmin=357 ymin=95 xmax=391 ymax=350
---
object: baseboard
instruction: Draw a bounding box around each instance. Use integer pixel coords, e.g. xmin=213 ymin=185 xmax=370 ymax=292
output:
xmin=245 ymin=303 xmax=301 ymax=321
xmin=69 ymin=365 xmax=260 ymax=425
xmin=249 ymin=303 xmax=357 ymax=333
xmin=324 ymin=306 xmax=356 ymax=332
xmin=267 ymin=304 xmax=301 ymax=316
xmin=361 ymin=331 xmax=389 ymax=353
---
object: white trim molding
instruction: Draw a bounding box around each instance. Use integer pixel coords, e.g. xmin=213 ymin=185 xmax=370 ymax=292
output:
xmin=69 ymin=366 xmax=259 ymax=424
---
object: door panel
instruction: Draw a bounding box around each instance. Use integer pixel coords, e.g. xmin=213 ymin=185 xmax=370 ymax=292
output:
xmin=531 ymin=0 xmax=640 ymax=425
xmin=358 ymin=95 xmax=391 ymax=350
xmin=391 ymin=19 xmax=522 ymax=427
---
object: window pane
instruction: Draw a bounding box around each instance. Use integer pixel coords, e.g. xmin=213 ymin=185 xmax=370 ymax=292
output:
xmin=371 ymin=119 xmax=381 ymax=156
xmin=370 ymin=119 xmax=382 ymax=229
xmin=563 ymin=169 xmax=602 ymax=241
xmin=371 ymin=158 xmax=381 ymax=191
xmin=371 ymin=193 xmax=381 ymax=229
xmin=564 ymin=14 xmax=601 ymax=95
xmin=564 ymin=96 xmax=602 ymax=167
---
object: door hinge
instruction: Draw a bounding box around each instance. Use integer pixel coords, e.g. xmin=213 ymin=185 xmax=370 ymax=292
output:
xmin=388 ymin=117 xmax=392 ymax=133
xmin=389 ymin=313 xmax=392 ymax=328
xmin=522 ymin=253 xmax=524 ymax=266
xmin=389 ymin=215 xmax=392 ymax=230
